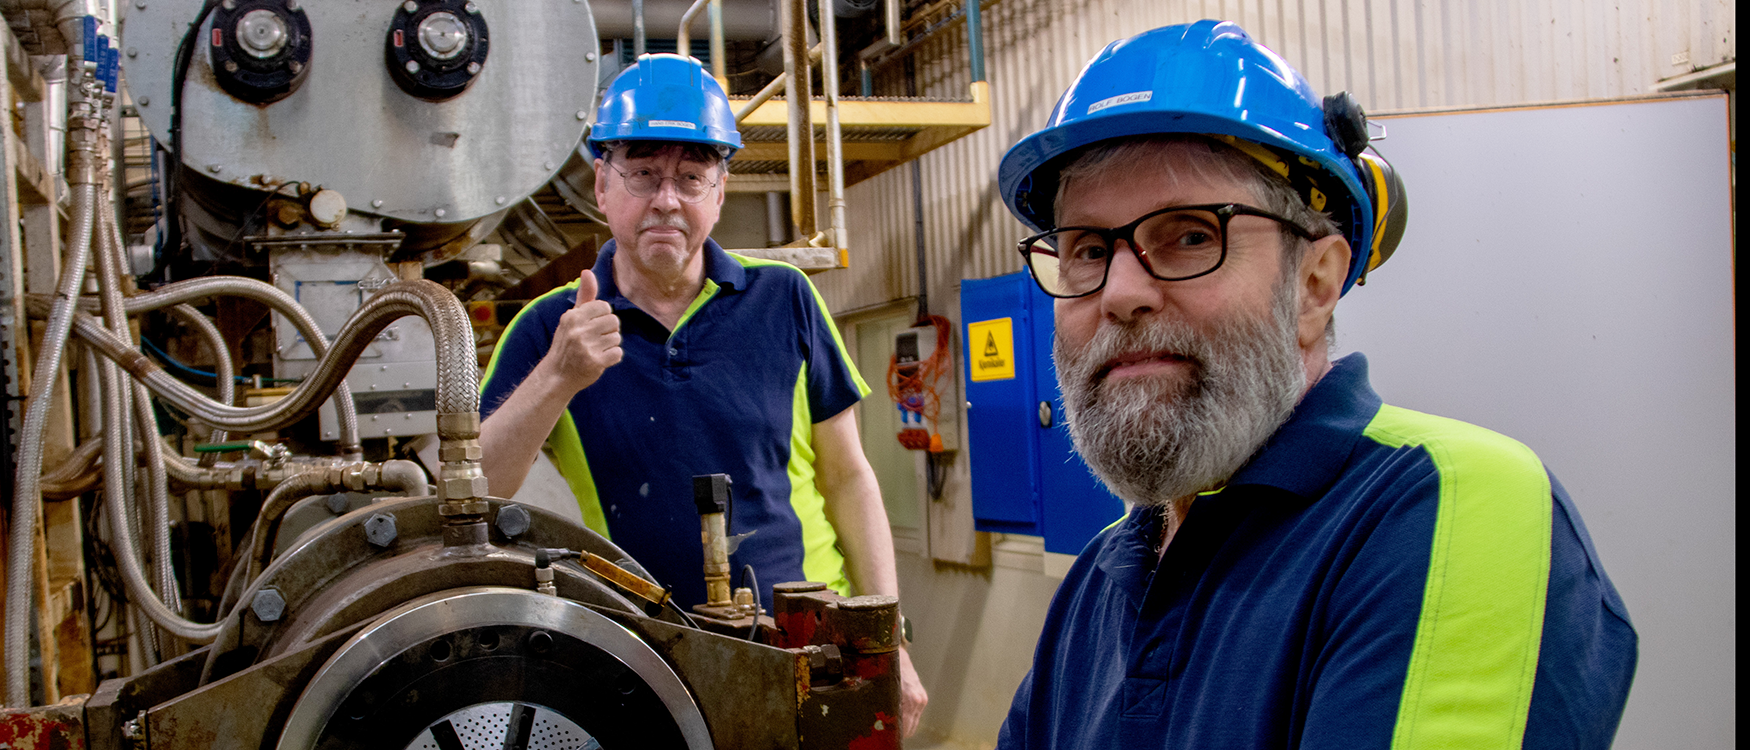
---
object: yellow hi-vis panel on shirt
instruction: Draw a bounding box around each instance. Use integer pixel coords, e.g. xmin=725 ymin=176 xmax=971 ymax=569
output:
xmin=968 ymin=317 xmax=1017 ymax=381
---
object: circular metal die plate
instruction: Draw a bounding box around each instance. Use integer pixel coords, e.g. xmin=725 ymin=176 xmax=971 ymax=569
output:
xmin=277 ymin=587 xmax=712 ymax=750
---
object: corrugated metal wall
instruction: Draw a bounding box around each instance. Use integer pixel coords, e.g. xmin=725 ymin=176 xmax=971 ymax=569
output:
xmin=814 ymin=0 xmax=1735 ymax=313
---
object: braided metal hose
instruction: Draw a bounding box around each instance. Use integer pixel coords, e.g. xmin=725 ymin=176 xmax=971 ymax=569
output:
xmin=4 ymin=181 xmax=98 ymax=707
xmin=28 ymin=274 xmax=362 ymax=452
xmin=166 ymin=303 xmax=235 ymax=455
xmin=64 ymin=280 xmax=477 ymax=433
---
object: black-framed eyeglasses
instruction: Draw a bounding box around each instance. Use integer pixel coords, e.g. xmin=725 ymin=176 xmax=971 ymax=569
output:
xmin=1017 ymin=203 xmax=1317 ymax=298
xmin=604 ymin=162 xmax=720 ymax=204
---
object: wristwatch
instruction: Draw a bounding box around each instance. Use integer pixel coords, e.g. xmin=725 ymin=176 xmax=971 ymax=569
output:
xmin=899 ymin=614 xmax=913 ymax=648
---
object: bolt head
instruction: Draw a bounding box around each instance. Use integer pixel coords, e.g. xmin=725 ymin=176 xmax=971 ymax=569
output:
xmin=325 ymin=494 xmax=350 ymax=515
xmin=576 ymin=110 xmax=588 ymax=120
xmin=126 ymin=47 xmax=138 ymax=58
xmin=251 ymin=588 xmax=286 ymax=622
xmin=496 ymin=503 xmax=532 ymax=537
xmin=364 ymin=513 xmax=399 ymax=547
xmin=405 ymin=60 xmax=421 ymax=74
xmin=224 ymin=60 xmax=240 ymax=72
xmin=464 ymin=1 xmax=479 ymax=13
xmin=585 ymin=51 xmax=597 ymax=62
xmin=495 ymin=196 xmax=507 ymax=205
xmin=403 ymin=0 xmax=418 ymax=11
xmin=466 ymin=61 xmax=481 ymax=75
xmin=138 ymin=96 xmax=150 ymax=106
xmin=435 ymin=208 xmax=447 ymax=218
xmin=207 ymin=163 xmax=223 ymax=173
xmin=371 ymin=199 xmax=385 ymax=208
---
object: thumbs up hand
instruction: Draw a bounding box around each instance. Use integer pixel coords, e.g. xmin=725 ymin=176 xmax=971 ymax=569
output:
xmin=537 ymin=269 xmax=623 ymax=394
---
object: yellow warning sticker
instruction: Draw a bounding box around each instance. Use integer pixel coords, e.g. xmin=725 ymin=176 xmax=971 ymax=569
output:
xmin=967 ymin=318 xmax=1016 ymax=382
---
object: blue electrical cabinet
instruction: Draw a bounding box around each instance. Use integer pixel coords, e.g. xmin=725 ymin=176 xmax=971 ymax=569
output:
xmin=962 ymin=271 xmax=1126 ymax=556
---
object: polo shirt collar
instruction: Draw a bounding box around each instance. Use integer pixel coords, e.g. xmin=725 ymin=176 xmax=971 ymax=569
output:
xmin=591 ymin=237 xmax=748 ymax=309
xmin=1227 ymin=352 xmax=1381 ymax=499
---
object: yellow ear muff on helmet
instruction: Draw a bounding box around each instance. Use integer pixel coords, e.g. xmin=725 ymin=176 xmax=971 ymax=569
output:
xmin=1355 ymin=151 xmax=1408 ymax=282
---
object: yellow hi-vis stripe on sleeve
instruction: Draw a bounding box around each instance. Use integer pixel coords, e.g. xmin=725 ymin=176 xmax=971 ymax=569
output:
xmin=787 ymin=363 xmax=852 ymax=595
xmin=1365 ymin=405 xmax=1551 ymax=750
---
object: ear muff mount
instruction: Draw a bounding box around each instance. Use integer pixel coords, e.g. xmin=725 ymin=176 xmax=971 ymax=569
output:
xmin=1322 ymin=91 xmax=1408 ymax=284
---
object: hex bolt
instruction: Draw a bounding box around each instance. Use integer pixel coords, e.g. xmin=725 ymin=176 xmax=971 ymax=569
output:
xmin=496 ymin=504 xmax=531 ymax=538
xmin=325 ymin=494 xmax=350 ymax=515
xmin=365 ymin=513 xmax=399 ymax=547
xmin=252 ymin=587 xmax=286 ymax=623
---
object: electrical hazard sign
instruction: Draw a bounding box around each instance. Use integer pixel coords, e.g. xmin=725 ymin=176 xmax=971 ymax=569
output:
xmin=967 ymin=317 xmax=1016 ymax=381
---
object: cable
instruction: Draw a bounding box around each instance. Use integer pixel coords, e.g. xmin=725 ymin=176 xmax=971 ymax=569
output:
xmin=141 ymin=337 xmax=300 ymax=385
xmin=739 ymin=564 xmax=761 ymax=641
xmin=163 ymin=1 xmax=223 ymax=272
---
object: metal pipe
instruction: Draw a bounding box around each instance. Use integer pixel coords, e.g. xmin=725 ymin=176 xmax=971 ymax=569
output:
xmin=913 ymin=160 xmax=929 ymax=318
xmin=708 ymin=0 xmax=728 ymax=88
xmin=817 ymin=0 xmax=849 ymax=251
xmin=734 ymin=43 xmax=821 ymax=122
xmin=134 ymin=380 xmax=183 ymax=618
xmin=5 ymin=178 xmax=98 ymax=708
xmin=885 ymin=0 xmax=902 ymax=45
xmin=632 ymin=0 xmax=646 ymax=57
xmin=966 ymin=0 xmax=985 ymax=82
xmin=782 ymin=0 xmax=817 ymax=238
xmin=676 ymin=0 xmax=708 ymax=52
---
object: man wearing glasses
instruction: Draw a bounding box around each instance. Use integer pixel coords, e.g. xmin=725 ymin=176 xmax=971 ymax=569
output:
xmin=994 ymin=22 xmax=1634 ymax=749
xmin=478 ymin=54 xmax=927 ymax=735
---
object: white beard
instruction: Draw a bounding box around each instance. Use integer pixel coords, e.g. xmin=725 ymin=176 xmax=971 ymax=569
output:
xmin=1053 ymin=279 xmax=1307 ymax=507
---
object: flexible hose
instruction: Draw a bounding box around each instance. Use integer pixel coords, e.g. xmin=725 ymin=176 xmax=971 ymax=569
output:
xmin=28 ymin=275 xmax=362 ymax=451
xmin=166 ymin=303 xmax=234 ymax=456
xmin=4 ymin=182 xmax=98 ymax=707
xmin=62 ymin=280 xmax=478 ymax=435
xmin=135 ymin=381 xmax=183 ymax=617
xmin=40 ymin=438 xmax=102 ymax=500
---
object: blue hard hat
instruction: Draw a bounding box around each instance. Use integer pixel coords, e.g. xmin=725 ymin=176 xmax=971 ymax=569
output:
xmin=588 ymin=54 xmax=743 ymax=159
xmin=998 ymin=20 xmax=1376 ymax=292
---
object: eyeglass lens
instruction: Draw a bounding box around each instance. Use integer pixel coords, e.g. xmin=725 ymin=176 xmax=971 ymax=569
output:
xmin=617 ymin=167 xmax=716 ymax=203
xmin=1025 ymin=208 xmax=1227 ymax=296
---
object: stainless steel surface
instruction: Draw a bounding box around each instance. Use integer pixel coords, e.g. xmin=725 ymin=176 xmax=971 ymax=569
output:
xmin=591 ymin=0 xmax=777 ymax=40
xmin=122 ymin=0 xmax=599 ymax=224
xmin=406 ymin=702 xmax=599 ymax=750
xmin=276 ymin=587 xmax=714 ymax=749
xmin=267 ymin=239 xmax=440 ymax=440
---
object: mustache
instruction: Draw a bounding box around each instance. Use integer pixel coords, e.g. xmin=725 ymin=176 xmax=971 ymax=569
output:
xmin=638 ymin=214 xmax=691 ymax=233
xmin=1066 ymin=317 xmax=1209 ymax=391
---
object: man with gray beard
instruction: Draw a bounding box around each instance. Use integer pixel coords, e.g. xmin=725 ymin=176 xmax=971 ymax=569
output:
xmin=993 ymin=22 xmax=1634 ymax=749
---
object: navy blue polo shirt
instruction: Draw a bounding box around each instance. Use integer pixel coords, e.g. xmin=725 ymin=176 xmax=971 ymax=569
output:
xmin=481 ymin=238 xmax=869 ymax=610
xmin=997 ymin=354 xmax=1636 ymax=749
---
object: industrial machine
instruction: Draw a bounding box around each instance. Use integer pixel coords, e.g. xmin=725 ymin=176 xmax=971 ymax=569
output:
xmin=0 ymin=0 xmax=923 ymax=746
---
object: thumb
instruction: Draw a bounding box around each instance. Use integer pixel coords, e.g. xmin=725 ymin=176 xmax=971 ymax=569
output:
xmin=574 ymin=268 xmax=599 ymax=309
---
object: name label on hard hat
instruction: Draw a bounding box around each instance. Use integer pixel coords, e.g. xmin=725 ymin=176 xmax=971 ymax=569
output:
xmin=968 ymin=318 xmax=1016 ymax=382
xmin=648 ymin=120 xmax=698 ymax=130
xmin=1087 ymin=91 xmax=1152 ymax=114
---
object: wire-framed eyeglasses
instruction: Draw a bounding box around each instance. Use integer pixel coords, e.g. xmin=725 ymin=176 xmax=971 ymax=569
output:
xmin=604 ymin=162 xmax=720 ymax=204
xmin=1017 ymin=203 xmax=1317 ymax=298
